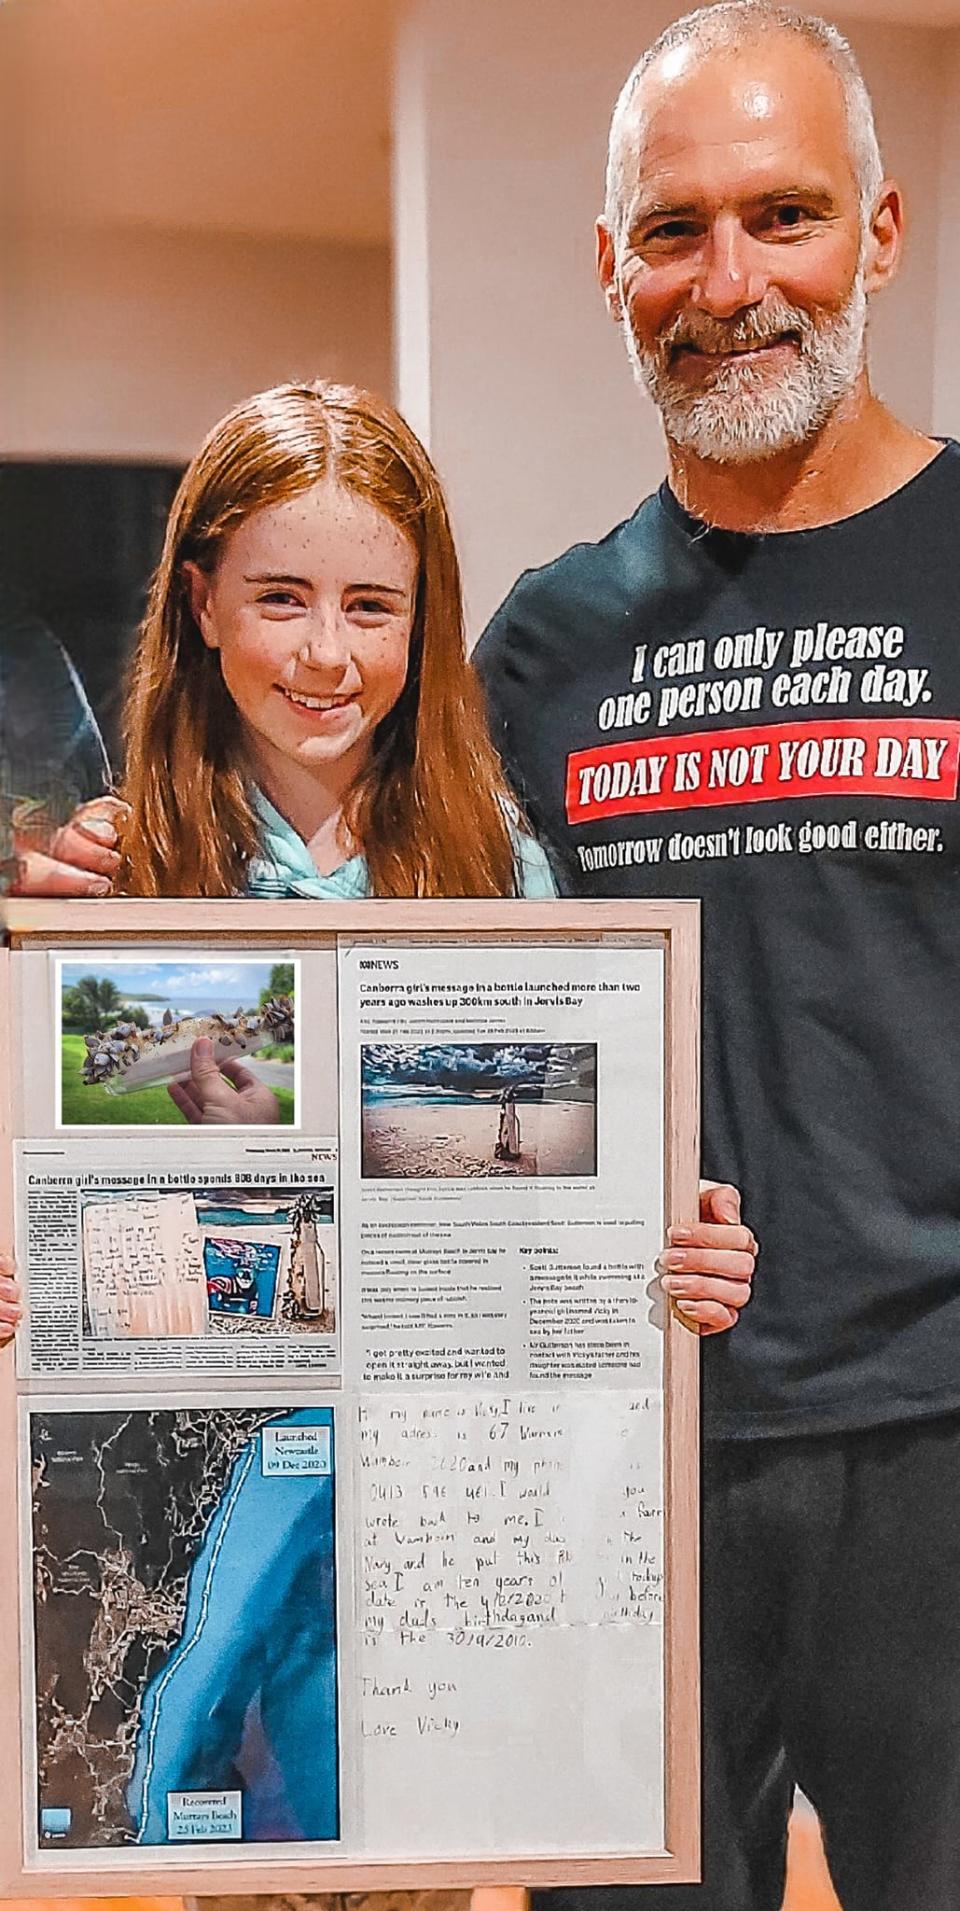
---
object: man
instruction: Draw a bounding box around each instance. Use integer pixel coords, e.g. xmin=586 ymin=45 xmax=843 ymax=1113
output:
xmin=475 ymin=7 xmax=960 ymax=1907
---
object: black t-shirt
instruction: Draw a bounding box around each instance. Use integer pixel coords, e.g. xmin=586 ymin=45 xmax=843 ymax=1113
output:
xmin=475 ymin=444 xmax=960 ymax=1440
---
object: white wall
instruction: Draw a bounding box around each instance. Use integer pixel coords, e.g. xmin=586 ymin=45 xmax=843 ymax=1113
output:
xmin=852 ymin=16 xmax=946 ymax=433
xmin=394 ymin=0 xmax=673 ymax=640
xmin=394 ymin=1 xmax=946 ymax=640
xmin=933 ymin=28 xmax=960 ymax=431
xmin=2 ymin=227 xmax=392 ymax=461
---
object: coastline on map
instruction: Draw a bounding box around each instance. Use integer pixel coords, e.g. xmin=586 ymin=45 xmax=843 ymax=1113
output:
xmin=32 ymin=1405 xmax=338 ymax=1849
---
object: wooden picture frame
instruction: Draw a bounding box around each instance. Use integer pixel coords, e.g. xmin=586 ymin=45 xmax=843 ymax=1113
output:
xmin=0 ymin=897 xmax=700 ymax=1896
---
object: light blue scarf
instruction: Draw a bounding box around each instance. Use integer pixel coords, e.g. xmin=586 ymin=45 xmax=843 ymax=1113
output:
xmin=245 ymin=788 xmax=557 ymax=900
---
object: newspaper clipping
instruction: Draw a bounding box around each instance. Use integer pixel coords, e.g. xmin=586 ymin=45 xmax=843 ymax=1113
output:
xmin=17 ymin=1140 xmax=338 ymax=1379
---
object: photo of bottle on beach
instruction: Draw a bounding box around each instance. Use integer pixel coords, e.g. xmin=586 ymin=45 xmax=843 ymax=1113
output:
xmin=360 ymin=1042 xmax=598 ymax=1180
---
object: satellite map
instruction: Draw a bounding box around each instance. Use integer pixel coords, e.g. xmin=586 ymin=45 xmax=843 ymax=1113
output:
xmin=30 ymin=1404 xmax=339 ymax=1849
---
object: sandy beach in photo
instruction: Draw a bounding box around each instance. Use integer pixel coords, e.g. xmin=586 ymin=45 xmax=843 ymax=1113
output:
xmin=361 ymin=1096 xmax=597 ymax=1179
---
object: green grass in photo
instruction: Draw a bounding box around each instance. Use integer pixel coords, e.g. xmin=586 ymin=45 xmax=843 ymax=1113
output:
xmin=60 ymin=1033 xmax=295 ymax=1126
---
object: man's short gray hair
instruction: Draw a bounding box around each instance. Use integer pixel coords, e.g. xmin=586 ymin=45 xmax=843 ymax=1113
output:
xmin=604 ymin=2 xmax=885 ymax=231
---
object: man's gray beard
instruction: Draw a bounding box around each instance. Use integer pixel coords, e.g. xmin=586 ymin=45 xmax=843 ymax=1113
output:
xmin=624 ymin=273 xmax=868 ymax=465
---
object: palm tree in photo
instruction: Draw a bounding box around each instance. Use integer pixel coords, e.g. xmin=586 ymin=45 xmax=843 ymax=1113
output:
xmin=62 ymin=973 xmax=126 ymax=1032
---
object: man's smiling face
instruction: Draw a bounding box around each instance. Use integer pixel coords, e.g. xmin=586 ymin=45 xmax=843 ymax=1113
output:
xmin=599 ymin=33 xmax=872 ymax=463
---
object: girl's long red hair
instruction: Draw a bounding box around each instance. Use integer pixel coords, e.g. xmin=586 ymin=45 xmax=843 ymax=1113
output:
xmin=118 ymin=381 xmax=519 ymax=898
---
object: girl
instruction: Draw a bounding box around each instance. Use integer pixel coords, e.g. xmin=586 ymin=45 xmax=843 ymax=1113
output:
xmin=101 ymin=378 xmax=555 ymax=901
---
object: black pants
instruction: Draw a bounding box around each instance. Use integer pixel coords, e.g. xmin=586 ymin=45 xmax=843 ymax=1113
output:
xmin=536 ymin=1413 xmax=960 ymax=1911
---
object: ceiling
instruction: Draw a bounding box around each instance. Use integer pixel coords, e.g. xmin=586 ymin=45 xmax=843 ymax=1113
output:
xmin=0 ymin=0 xmax=395 ymax=245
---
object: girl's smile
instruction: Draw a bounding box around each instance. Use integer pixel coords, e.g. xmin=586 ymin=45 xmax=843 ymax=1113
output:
xmin=279 ymin=687 xmax=357 ymax=715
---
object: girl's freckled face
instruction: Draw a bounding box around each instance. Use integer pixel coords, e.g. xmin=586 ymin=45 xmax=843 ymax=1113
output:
xmin=188 ymin=479 xmax=418 ymax=790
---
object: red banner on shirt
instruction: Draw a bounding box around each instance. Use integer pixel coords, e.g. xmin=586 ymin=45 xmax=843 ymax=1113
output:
xmin=566 ymin=719 xmax=960 ymax=825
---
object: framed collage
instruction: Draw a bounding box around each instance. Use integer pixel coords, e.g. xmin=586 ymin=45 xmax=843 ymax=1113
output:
xmin=0 ymin=896 xmax=700 ymax=1896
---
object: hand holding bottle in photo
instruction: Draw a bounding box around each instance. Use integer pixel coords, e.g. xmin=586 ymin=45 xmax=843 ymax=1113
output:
xmin=166 ymin=1035 xmax=281 ymax=1125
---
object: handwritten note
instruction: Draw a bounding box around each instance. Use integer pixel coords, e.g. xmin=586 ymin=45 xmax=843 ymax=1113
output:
xmin=360 ymin=1390 xmax=661 ymax=1638
xmin=82 ymin=1194 xmax=207 ymax=1338
xmin=354 ymin=1390 xmax=665 ymax=1857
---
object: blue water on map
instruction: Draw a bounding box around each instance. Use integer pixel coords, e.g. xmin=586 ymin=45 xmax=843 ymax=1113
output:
xmin=126 ymin=1409 xmax=338 ymax=1845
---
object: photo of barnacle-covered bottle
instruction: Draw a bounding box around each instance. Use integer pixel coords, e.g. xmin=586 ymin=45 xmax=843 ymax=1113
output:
xmin=59 ymin=958 xmax=298 ymax=1127
xmin=83 ymin=996 xmax=295 ymax=1094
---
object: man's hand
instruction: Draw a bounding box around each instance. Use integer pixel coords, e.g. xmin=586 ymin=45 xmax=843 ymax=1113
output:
xmin=658 ymin=1181 xmax=758 ymax=1335
xmin=0 ymin=1253 xmax=23 ymax=1347
xmin=167 ymin=1037 xmax=281 ymax=1126
xmin=10 ymin=795 xmax=130 ymax=897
